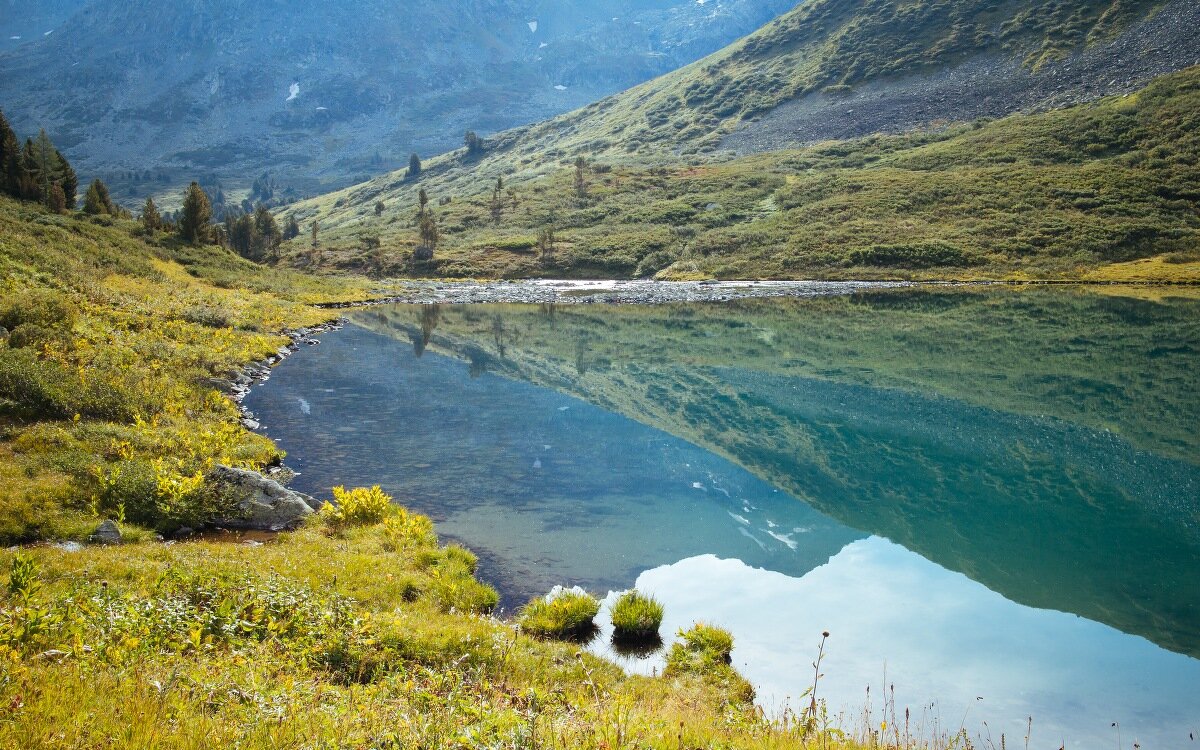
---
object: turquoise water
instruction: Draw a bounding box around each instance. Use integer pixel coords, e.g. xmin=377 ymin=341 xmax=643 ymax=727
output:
xmin=244 ymin=287 xmax=1200 ymax=747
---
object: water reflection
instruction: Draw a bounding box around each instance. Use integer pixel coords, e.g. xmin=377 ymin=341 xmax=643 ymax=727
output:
xmin=591 ymin=541 xmax=1200 ymax=748
xmin=342 ymin=290 xmax=1200 ymax=659
xmin=242 ymin=286 xmax=1200 ymax=746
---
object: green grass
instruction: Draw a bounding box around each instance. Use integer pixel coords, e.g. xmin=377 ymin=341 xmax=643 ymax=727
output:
xmin=0 ymin=195 xmax=371 ymax=542
xmin=280 ymin=66 xmax=1200 ymax=282
xmin=517 ymin=589 xmax=601 ymax=640
xmin=0 ymin=510 xmax=841 ymax=750
xmin=610 ymin=590 xmax=665 ymax=641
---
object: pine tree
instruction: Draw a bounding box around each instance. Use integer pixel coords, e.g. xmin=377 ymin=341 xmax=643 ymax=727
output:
xmin=47 ymin=183 xmax=67 ymax=213
xmin=574 ymin=156 xmax=588 ymax=198
xmin=141 ymin=197 xmax=162 ymax=232
xmin=463 ymin=131 xmax=483 ymax=156
xmin=408 ymin=153 xmax=422 ymax=179
xmin=18 ymin=139 xmax=40 ymax=201
xmin=0 ymin=109 xmax=24 ymax=198
xmin=179 ymin=182 xmax=212 ymax=244
xmin=490 ymin=176 xmax=504 ymax=224
xmin=83 ymin=179 xmax=114 ymax=215
xmin=31 ymin=130 xmax=61 ymax=205
xmin=418 ymin=211 xmax=438 ymax=252
xmin=311 ymin=220 xmax=320 ymax=249
xmin=418 ymin=188 xmax=429 ymax=215
xmin=283 ymin=214 xmax=300 ymax=240
xmin=57 ymin=150 xmax=77 ymax=209
xmin=252 ymin=204 xmax=281 ymax=261
xmin=375 ymin=200 xmax=385 ymax=217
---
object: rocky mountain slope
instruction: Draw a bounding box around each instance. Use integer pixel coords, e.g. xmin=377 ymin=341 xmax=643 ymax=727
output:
xmin=0 ymin=0 xmax=795 ymax=201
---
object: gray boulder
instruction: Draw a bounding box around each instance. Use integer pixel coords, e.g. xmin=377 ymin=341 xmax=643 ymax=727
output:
xmin=210 ymin=465 xmax=319 ymax=531
xmin=88 ymin=519 xmax=122 ymax=545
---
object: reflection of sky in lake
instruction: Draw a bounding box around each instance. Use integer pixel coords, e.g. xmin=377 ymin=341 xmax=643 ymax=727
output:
xmin=590 ymin=541 xmax=1200 ymax=748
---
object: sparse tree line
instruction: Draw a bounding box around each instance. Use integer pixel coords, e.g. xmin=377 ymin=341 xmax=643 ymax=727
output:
xmin=2 ymin=109 xmax=305 ymax=266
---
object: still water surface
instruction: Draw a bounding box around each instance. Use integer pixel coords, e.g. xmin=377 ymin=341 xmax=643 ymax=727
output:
xmin=244 ymin=286 xmax=1200 ymax=747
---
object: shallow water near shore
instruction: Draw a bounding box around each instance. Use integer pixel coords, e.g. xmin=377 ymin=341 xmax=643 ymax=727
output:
xmin=244 ymin=285 xmax=1200 ymax=747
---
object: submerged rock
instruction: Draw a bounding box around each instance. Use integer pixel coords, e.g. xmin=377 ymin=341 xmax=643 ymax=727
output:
xmin=88 ymin=520 xmax=123 ymax=545
xmin=209 ymin=465 xmax=319 ymax=531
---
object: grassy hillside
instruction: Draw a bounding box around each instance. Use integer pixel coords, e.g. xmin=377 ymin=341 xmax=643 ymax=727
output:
xmin=0 ymin=192 xmax=881 ymax=750
xmin=282 ymin=66 xmax=1200 ymax=281
xmin=0 ymin=195 xmax=372 ymax=542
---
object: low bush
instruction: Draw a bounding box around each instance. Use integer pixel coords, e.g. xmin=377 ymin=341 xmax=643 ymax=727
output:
xmin=609 ymin=590 xmax=664 ymax=640
xmin=0 ymin=289 xmax=77 ymax=334
xmin=518 ymin=589 xmax=600 ymax=639
xmin=322 ymin=485 xmax=392 ymax=528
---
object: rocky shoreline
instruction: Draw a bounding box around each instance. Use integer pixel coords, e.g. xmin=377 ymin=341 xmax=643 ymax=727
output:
xmin=321 ymin=279 xmax=911 ymax=308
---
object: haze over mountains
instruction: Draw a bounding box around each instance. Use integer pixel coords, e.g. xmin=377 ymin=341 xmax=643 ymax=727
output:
xmin=0 ymin=0 xmax=796 ymax=199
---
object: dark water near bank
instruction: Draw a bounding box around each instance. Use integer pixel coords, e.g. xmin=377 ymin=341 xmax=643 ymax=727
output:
xmin=245 ymin=286 xmax=1200 ymax=747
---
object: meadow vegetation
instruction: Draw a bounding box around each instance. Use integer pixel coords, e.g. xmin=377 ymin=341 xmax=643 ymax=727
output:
xmin=0 ymin=194 xmax=369 ymax=543
xmin=0 ymin=195 xmax=886 ymax=748
xmin=0 ymin=509 xmax=850 ymax=749
xmin=281 ymin=66 xmax=1200 ymax=282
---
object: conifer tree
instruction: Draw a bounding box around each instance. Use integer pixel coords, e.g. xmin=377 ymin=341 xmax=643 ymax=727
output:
xmin=418 ymin=211 xmax=438 ymax=251
xmin=463 ymin=131 xmax=483 ymax=156
xmin=574 ymin=156 xmax=588 ymax=198
xmin=83 ymin=179 xmax=114 ymax=215
xmin=18 ymin=139 xmax=40 ymax=201
xmin=490 ymin=176 xmax=504 ymax=224
xmin=408 ymin=153 xmax=422 ymax=179
xmin=0 ymin=110 xmax=23 ymax=198
xmin=57 ymin=150 xmax=77 ymax=208
xmin=47 ymin=183 xmax=67 ymax=213
xmin=179 ymin=181 xmax=212 ymax=244
xmin=418 ymin=188 xmax=429 ymax=215
xmin=141 ymin=196 xmax=162 ymax=232
xmin=283 ymin=214 xmax=300 ymax=241
xmin=252 ymin=204 xmax=281 ymax=260
xmin=375 ymin=200 xmax=385 ymax=217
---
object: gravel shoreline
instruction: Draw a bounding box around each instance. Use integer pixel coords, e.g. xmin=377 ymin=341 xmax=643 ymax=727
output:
xmin=320 ymin=279 xmax=913 ymax=307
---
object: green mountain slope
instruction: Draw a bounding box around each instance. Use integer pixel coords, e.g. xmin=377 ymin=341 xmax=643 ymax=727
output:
xmin=283 ymin=64 xmax=1200 ymax=280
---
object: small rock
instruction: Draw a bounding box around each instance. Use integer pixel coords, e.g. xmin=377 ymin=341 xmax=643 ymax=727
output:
xmin=88 ymin=520 xmax=122 ymax=545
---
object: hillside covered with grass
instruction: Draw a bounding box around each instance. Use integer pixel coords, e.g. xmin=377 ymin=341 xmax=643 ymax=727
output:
xmin=282 ymin=65 xmax=1200 ymax=281
xmin=0 ymin=188 xmax=882 ymax=750
xmin=0 ymin=195 xmax=372 ymax=542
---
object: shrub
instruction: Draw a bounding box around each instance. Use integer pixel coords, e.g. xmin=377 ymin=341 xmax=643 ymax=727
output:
xmin=321 ymin=485 xmax=392 ymax=528
xmin=0 ymin=348 xmax=146 ymax=422
xmin=518 ymin=589 xmax=600 ymax=640
xmin=609 ymin=590 xmax=664 ymax=640
xmin=0 ymin=289 xmax=77 ymax=335
xmin=381 ymin=507 xmax=437 ymax=551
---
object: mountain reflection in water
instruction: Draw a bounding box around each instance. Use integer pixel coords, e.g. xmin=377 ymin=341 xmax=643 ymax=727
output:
xmin=243 ymin=286 xmax=1200 ymax=747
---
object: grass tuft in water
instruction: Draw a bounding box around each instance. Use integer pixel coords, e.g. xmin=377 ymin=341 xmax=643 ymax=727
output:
xmin=518 ymin=589 xmax=600 ymax=640
xmin=610 ymin=589 xmax=664 ymax=641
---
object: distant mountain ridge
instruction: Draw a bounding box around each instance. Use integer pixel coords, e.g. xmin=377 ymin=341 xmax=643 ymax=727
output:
xmin=0 ymin=0 xmax=796 ymax=200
